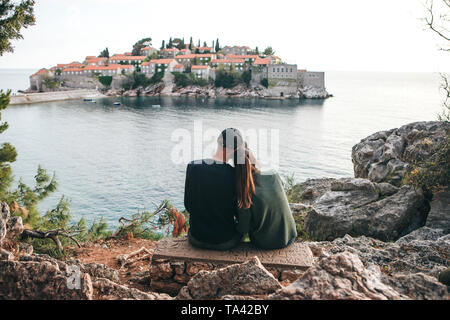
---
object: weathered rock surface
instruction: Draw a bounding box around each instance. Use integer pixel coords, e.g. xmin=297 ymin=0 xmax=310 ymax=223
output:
xmin=426 ymin=190 xmax=450 ymax=233
xmin=270 ymin=252 xmax=406 ymax=300
xmin=381 ymin=272 xmax=448 ymax=300
xmin=308 ymin=230 xmax=449 ymax=276
xmin=1 ymin=202 xmax=24 ymax=260
xmin=1 ymin=253 xmax=166 ymax=300
xmin=302 ymin=178 xmax=428 ymax=241
xmin=352 ymin=121 xmax=449 ymax=185
xmin=93 ymin=277 xmax=171 ymax=300
xmin=0 ymin=259 xmax=93 ymax=300
xmin=177 ymin=257 xmax=282 ymax=300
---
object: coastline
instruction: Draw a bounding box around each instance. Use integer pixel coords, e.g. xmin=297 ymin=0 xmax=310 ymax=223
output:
xmin=9 ymin=89 xmax=106 ymax=106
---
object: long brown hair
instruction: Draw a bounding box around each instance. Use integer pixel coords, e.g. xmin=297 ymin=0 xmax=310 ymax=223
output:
xmin=218 ymin=128 xmax=257 ymax=209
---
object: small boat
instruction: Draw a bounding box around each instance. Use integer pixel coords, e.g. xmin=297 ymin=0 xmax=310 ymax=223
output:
xmin=152 ymin=104 xmax=161 ymax=108
xmin=113 ymin=102 xmax=121 ymax=106
xmin=83 ymin=98 xmax=93 ymax=102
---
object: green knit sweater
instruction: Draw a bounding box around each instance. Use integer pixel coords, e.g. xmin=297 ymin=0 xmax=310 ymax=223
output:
xmin=236 ymin=170 xmax=297 ymax=249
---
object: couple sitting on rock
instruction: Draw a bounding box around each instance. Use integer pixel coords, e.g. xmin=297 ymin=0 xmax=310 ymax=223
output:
xmin=184 ymin=128 xmax=297 ymax=251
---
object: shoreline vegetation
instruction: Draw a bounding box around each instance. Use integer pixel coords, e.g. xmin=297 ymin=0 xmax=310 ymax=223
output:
xmin=10 ymin=86 xmax=331 ymax=106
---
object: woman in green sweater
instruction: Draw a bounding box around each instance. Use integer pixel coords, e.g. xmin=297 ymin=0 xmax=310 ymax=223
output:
xmin=217 ymin=128 xmax=297 ymax=250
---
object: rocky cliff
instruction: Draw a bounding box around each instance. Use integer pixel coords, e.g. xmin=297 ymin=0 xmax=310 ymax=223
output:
xmin=0 ymin=121 xmax=448 ymax=300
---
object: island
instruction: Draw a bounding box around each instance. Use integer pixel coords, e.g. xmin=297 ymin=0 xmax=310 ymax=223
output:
xmin=26 ymin=38 xmax=330 ymax=100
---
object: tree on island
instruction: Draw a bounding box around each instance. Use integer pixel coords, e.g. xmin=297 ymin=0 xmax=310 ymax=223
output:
xmin=161 ymin=39 xmax=165 ymax=50
xmin=131 ymin=37 xmax=152 ymax=56
xmin=189 ymin=37 xmax=193 ymax=50
xmin=263 ymin=46 xmax=275 ymax=56
xmin=423 ymin=0 xmax=449 ymax=121
xmin=98 ymin=47 xmax=109 ymax=58
xmin=167 ymin=37 xmax=173 ymax=49
xmin=215 ymin=38 xmax=220 ymax=52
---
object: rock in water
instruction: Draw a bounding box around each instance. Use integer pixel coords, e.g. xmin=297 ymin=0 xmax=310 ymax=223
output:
xmin=270 ymin=252 xmax=406 ymax=300
xmin=352 ymin=121 xmax=449 ymax=185
xmin=177 ymin=256 xmax=282 ymax=300
xmin=303 ymin=178 xmax=428 ymax=241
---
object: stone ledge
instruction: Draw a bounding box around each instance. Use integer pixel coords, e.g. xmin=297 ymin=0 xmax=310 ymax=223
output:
xmin=150 ymin=238 xmax=314 ymax=295
xmin=152 ymin=238 xmax=314 ymax=269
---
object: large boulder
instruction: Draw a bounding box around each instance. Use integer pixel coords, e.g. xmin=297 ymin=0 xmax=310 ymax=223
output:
xmin=1 ymin=202 xmax=24 ymax=260
xmin=303 ymin=178 xmax=428 ymax=241
xmin=177 ymin=256 xmax=282 ymax=300
xmin=93 ymin=278 xmax=171 ymax=300
xmin=270 ymin=252 xmax=406 ymax=300
xmin=425 ymin=190 xmax=450 ymax=233
xmin=308 ymin=230 xmax=449 ymax=276
xmin=352 ymin=121 xmax=449 ymax=186
xmin=2 ymin=253 xmax=169 ymax=300
xmin=0 ymin=259 xmax=93 ymax=300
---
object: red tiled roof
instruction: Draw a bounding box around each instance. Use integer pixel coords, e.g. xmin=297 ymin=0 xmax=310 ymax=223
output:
xmin=196 ymin=53 xmax=215 ymax=58
xmin=192 ymin=65 xmax=210 ymax=70
xmin=226 ymin=54 xmax=258 ymax=59
xmin=62 ymin=68 xmax=83 ymax=72
xmin=149 ymin=59 xmax=174 ymax=64
xmin=109 ymin=55 xmax=146 ymax=61
xmin=175 ymin=54 xmax=196 ymax=59
xmin=173 ymin=64 xmax=183 ymax=69
xmin=254 ymin=58 xmax=271 ymax=65
xmin=197 ymin=46 xmax=212 ymax=50
xmin=31 ymin=68 xmax=49 ymax=77
xmin=85 ymin=57 xmax=107 ymax=62
xmin=211 ymin=59 xmax=244 ymax=64
xmin=161 ymin=48 xmax=179 ymax=52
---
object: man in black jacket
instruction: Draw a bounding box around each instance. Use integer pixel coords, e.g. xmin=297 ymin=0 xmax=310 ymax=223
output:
xmin=184 ymin=158 xmax=242 ymax=250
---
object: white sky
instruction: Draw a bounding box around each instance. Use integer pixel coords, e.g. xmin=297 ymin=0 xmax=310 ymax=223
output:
xmin=0 ymin=0 xmax=448 ymax=72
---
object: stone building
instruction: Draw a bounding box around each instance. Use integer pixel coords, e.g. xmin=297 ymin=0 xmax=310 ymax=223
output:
xmin=29 ymin=68 xmax=53 ymax=91
xmin=109 ymin=55 xmax=146 ymax=65
xmin=268 ymin=63 xmax=298 ymax=80
xmin=84 ymin=56 xmax=107 ymax=66
xmin=159 ymin=48 xmax=180 ymax=58
xmin=142 ymin=59 xmax=180 ymax=76
xmin=211 ymin=59 xmax=245 ymax=72
xmin=222 ymin=46 xmax=252 ymax=55
xmin=191 ymin=65 xmax=214 ymax=80
xmin=297 ymin=71 xmax=325 ymax=90
xmin=140 ymin=46 xmax=158 ymax=57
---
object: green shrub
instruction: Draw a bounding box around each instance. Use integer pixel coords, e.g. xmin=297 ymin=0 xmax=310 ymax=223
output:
xmin=98 ymin=75 xmax=113 ymax=87
xmin=173 ymin=72 xmax=208 ymax=87
xmin=402 ymin=133 xmax=450 ymax=193
xmin=215 ymin=69 xmax=242 ymax=88
xmin=241 ymin=70 xmax=252 ymax=86
xmin=260 ymin=78 xmax=269 ymax=88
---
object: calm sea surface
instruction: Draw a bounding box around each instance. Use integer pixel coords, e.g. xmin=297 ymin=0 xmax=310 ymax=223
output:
xmin=0 ymin=70 xmax=444 ymax=227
